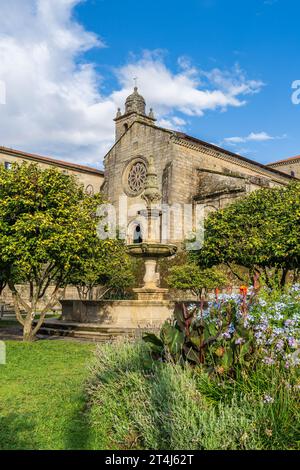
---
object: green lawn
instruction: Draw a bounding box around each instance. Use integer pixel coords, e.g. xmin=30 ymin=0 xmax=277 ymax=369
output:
xmin=0 ymin=340 xmax=95 ymax=450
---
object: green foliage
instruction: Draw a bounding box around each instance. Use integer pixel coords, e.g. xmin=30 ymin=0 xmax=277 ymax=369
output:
xmin=0 ymin=162 xmax=132 ymax=339
xmin=143 ymin=302 xmax=256 ymax=374
xmin=197 ymin=183 xmax=300 ymax=287
xmin=87 ymin=341 xmax=300 ymax=450
xmin=144 ymin=283 xmax=300 ymax=375
xmin=167 ymin=262 xmax=227 ymax=298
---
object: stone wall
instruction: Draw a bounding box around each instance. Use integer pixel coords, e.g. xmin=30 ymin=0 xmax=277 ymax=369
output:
xmin=103 ymin=118 xmax=291 ymax=245
xmin=0 ymin=149 xmax=104 ymax=194
xmin=0 ymin=284 xmax=81 ymax=313
xmin=268 ymin=159 xmax=300 ymax=178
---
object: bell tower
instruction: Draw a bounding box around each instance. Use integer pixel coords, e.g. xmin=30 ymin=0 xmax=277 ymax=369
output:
xmin=114 ymin=87 xmax=156 ymax=141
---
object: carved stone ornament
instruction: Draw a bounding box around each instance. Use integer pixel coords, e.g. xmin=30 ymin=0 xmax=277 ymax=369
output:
xmin=127 ymin=161 xmax=147 ymax=194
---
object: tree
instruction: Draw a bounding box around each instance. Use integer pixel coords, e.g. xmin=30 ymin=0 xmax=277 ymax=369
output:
xmin=167 ymin=263 xmax=227 ymax=300
xmin=68 ymin=238 xmax=135 ymax=300
xmin=196 ymin=183 xmax=300 ymax=287
xmin=0 ymin=162 xmax=130 ymax=341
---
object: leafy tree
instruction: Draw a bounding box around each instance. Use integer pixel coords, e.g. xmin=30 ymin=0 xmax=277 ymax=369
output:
xmin=167 ymin=263 xmax=227 ymax=300
xmin=196 ymin=183 xmax=300 ymax=287
xmin=68 ymin=238 xmax=135 ymax=300
xmin=0 ymin=162 xmax=130 ymax=341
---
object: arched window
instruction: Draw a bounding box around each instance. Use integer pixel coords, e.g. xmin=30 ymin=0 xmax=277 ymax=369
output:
xmin=291 ymin=170 xmax=295 ymax=177
xmin=85 ymin=184 xmax=94 ymax=196
xmin=133 ymin=224 xmax=143 ymax=244
xmin=124 ymin=123 xmax=129 ymax=133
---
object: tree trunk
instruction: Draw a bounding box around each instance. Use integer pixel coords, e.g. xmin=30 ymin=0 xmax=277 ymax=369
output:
xmin=23 ymin=316 xmax=35 ymax=342
xmin=280 ymin=268 xmax=288 ymax=288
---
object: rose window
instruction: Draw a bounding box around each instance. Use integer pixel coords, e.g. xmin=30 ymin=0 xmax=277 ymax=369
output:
xmin=127 ymin=162 xmax=147 ymax=193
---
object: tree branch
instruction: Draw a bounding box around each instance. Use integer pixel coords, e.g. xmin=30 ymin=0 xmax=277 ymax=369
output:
xmin=32 ymin=285 xmax=62 ymax=336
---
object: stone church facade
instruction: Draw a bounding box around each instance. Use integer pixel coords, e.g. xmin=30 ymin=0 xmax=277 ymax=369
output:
xmin=103 ymin=87 xmax=295 ymax=245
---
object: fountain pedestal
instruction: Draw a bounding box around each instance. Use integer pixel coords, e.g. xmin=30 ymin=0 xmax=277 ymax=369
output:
xmin=133 ymin=259 xmax=168 ymax=301
xmin=127 ymin=242 xmax=177 ymax=301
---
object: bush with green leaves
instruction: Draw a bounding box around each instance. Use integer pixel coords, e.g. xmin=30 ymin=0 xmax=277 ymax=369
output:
xmin=0 ymin=162 xmax=133 ymax=340
xmin=68 ymin=237 xmax=135 ymax=301
xmin=167 ymin=263 xmax=227 ymax=300
xmin=143 ymin=285 xmax=300 ymax=376
xmin=196 ymin=183 xmax=300 ymax=288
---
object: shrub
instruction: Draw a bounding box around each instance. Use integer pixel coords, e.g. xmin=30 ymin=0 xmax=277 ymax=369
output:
xmin=195 ymin=183 xmax=300 ymax=288
xmin=167 ymin=263 xmax=227 ymax=300
xmin=86 ymin=341 xmax=300 ymax=450
xmin=143 ymin=285 xmax=300 ymax=375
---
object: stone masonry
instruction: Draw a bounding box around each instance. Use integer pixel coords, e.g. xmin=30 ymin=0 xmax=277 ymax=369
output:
xmin=103 ymin=88 xmax=295 ymax=245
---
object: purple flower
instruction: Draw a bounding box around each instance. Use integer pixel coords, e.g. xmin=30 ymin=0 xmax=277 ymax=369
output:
xmin=263 ymin=357 xmax=275 ymax=365
xmin=263 ymin=395 xmax=274 ymax=404
xmin=222 ymin=331 xmax=231 ymax=339
xmin=235 ymin=337 xmax=245 ymax=345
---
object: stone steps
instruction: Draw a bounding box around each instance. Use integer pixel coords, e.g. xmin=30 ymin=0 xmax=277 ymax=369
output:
xmin=0 ymin=299 xmax=28 ymax=317
xmin=36 ymin=319 xmax=143 ymax=342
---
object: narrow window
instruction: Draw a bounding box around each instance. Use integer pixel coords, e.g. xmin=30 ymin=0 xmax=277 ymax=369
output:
xmin=133 ymin=224 xmax=143 ymax=244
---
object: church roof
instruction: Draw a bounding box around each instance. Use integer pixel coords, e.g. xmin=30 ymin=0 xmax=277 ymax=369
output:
xmin=0 ymin=145 xmax=104 ymax=175
xmin=105 ymin=117 xmax=296 ymax=182
xmin=267 ymin=155 xmax=300 ymax=166
xmin=170 ymin=130 xmax=296 ymax=181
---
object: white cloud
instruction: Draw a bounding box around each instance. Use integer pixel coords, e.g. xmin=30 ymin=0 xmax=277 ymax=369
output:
xmin=0 ymin=0 xmax=265 ymax=167
xmin=0 ymin=80 xmax=6 ymax=105
xmin=224 ymin=132 xmax=286 ymax=145
xmin=116 ymin=52 xmax=263 ymax=118
xmin=156 ymin=116 xmax=187 ymax=130
xmin=0 ymin=0 xmax=113 ymax=167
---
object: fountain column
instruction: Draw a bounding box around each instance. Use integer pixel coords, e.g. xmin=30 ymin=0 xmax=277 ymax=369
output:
xmin=127 ymin=156 xmax=177 ymax=301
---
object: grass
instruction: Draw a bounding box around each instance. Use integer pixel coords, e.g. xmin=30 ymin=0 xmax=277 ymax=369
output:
xmin=0 ymin=340 xmax=95 ymax=450
xmin=1 ymin=338 xmax=299 ymax=450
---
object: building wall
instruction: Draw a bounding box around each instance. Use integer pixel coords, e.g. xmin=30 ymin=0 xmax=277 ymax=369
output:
xmin=0 ymin=149 xmax=104 ymax=194
xmin=268 ymin=160 xmax=300 ymax=179
xmin=170 ymin=138 xmax=287 ymax=205
xmin=103 ymin=120 xmax=291 ymax=244
xmin=104 ymin=121 xmax=174 ymax=239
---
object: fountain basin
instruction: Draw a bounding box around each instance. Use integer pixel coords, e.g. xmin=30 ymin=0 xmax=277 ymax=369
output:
xmin=127 ymin=243 xmax=177 ymax=258
xmin=60 ymin=299 xmax=174 ymax=329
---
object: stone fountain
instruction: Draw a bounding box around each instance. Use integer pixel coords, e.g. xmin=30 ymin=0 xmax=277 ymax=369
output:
xmin=127 ymin=156 xmax=177 ymax=301
xmin=44 ymin=156 xmax=177 ymax=338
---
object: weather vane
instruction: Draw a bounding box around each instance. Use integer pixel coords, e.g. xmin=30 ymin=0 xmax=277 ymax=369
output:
xmin=133 ymin=77 xmax=138 ymax=88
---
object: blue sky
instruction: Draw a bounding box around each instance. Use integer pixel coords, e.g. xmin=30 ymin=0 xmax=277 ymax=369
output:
xmin=0 ymin=0 xmax=299 ymax=168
